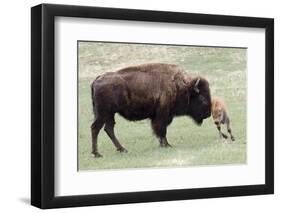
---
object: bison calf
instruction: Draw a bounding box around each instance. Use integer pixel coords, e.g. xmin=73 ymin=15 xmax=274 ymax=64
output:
xmin=211 ymin=97 xmax=235 ymax=141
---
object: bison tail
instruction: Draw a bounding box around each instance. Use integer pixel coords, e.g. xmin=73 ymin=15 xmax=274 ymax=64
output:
xmin=91 ymin=81 xmax=97 ymax=117
xmin=91 ymin=75 xmax=102 ymax=118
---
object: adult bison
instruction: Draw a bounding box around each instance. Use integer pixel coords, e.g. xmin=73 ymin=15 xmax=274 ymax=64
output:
xmin=90 ymin=63 xmax=211 ymax=157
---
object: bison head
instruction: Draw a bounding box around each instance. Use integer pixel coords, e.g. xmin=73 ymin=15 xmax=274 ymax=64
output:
xmin=188 ymin=77 xmax=212 ymax=125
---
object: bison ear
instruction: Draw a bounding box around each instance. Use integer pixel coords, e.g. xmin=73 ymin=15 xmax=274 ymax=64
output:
xmin=193 ymin=78 xmax=200 ymax=93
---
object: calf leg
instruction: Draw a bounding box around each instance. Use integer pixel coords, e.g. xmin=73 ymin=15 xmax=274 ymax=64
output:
xmin=91 ymin=118 xmax=105 ymax=157
xmin=104 ymin=117 xmax=127 ymax=153
xmin=151 ymin=119 xmax=171 ymax=147
xmin=226 ymin=119 xmax=235 ymax=141
xmin=216 ymin=123 xmax=228 ymax=139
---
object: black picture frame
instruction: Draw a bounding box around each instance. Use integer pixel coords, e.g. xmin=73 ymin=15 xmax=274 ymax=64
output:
xmin=31 ymin=3 xmax=274 ymax=209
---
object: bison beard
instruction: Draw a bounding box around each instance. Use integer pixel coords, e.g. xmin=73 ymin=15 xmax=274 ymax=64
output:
xmin=90 ymin=63 xmax=211 ymax=157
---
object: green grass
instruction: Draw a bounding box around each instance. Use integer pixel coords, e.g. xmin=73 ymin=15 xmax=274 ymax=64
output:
xmin=78 ymin=42 xmax=247 ymax=170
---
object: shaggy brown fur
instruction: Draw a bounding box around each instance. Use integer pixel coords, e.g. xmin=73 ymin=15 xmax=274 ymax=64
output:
xmin=91 ymin=63 xmax=212 ymax=157
xmin=211 ymin=97 xmax=235 ymax=141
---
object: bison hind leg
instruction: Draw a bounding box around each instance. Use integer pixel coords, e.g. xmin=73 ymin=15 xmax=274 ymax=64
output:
xmin=160 ymin=138 xmax=172 ymax=148
xmin=226 ymin=118 xmax=235 ymax=142
xmin=104 ymin=116 xmax=128 ymax=153
xmin=91 ymin=118 xmax=105 ymax=157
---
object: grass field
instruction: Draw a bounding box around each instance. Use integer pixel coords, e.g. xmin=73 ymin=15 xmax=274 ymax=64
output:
xmin=78 ymin=42 xmax=247 ymax=171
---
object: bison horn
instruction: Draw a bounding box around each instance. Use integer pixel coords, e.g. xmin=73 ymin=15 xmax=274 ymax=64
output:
xmin=194 ymin=78 xmax=200 ymax=93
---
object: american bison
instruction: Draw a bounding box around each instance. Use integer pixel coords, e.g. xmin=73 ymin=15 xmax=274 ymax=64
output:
xmin=211 ymin=97 xmax=235 ymax=141
xmin=90 ymin=63 xmax=212 ymax=157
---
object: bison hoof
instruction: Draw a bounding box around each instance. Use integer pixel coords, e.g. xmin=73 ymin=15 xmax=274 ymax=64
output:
xmin=160 ymin=143 xmax=172 ymax=148
xmin=117 ymin=147 xmax=128 ymax=153
xmin=231 ymin=136 xmax=235 ymax=141
xmin=92 ymin=152 xmax=103 ymax=158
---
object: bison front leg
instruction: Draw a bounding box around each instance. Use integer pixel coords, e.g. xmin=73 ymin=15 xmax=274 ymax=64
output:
xmin=151 ymin=119 xmax=172 ymax=148
xmin=215 ymin=122 xmax=228 ymax=140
